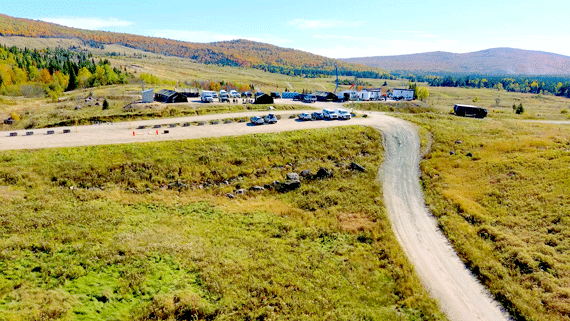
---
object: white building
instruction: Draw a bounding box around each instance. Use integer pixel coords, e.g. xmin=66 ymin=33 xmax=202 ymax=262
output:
xmin=392 ymin=88 xmax=414 ymax=100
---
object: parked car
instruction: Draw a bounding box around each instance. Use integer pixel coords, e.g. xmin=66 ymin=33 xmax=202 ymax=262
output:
xmin=303 ymin=94 xmax=317 ymax=103
xmin=242 ymin=91 xmax=253 ymax=98
xmin=293 ymin=94 xmax=303 ymax=101
xmin=298 ymin=112 xmax=312 ymax=121
xmin=311 ymin=111 xmax=324 ymax=120
xmin=219 ymin=94 xmax=230 ymax=102
xmin=201 ymin=94 xmax=214 ymax=103
xmin=323 ymin=109 xmax=339 ymax=120
xmin=270 ymin=92 xmax=282 ymax=99
xmin=229 ymin=90 xmax=240 ymax=98
xmin=336 ymin=109 xmax=351 ymax=120
xmin=264 ymin=114 xmax=278 ymax=124
xmin=250 ymin=116 xmax=265 ymax=125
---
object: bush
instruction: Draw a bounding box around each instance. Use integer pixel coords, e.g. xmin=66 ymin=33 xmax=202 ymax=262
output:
xmin=515 ymin=103 xmax=524 ymax=114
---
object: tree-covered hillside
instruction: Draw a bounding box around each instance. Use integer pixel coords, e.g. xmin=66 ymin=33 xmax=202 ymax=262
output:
xmin=0 ymin=14 xmax=387 ymax=79
xmin=0 ymin=45 xmax=128 ymax=99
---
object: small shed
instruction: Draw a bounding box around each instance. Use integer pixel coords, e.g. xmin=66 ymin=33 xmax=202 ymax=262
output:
xmin=154 ymin=89 xmax=188 ymax=103
xmin=142 ymin=89 xmax=154 ymax=103
xmin=176 ymin=87 xmax=200 ymax=97
xmin=254 ymin=94 xmax=274 ymax=104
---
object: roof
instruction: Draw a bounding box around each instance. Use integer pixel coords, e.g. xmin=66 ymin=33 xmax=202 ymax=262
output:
xmin=175 ymin=87 xmax=199 ymax=93
xmin=157 ymin=89 xmax=179 ymax=97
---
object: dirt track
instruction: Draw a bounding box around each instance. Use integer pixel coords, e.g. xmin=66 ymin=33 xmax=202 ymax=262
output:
xmin=0 ymin=110 xmax=510 ymax=320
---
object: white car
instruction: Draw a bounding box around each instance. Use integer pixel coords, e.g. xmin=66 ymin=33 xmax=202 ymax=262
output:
xmin=201 ymin=95 xmax=214 ymax=103
xmin=298 ymin=112 xmax=312 ymax=121
xmin=250 ymin=116 xmax=265 ymax=125
xmin=336 ymin=109 xmax=351 ymax=120
xmin=323 ymin=109 xmax=338 ymax=120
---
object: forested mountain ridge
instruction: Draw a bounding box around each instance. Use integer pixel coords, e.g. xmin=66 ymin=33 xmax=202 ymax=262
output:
xmin=342 ymin=48 xmax=570 ymax=76
xmin=0 ymin=14 xmax=386 ymax=78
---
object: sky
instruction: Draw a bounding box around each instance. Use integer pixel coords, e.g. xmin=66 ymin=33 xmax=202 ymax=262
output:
xmin=2 ymin=0 xmax=570 ymax=59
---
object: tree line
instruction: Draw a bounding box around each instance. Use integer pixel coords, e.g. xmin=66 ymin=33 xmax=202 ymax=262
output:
xmin=0 ymin=45 xmax=129 ymax=100
xmin=398 ymin=73 xmax=570 ymax=98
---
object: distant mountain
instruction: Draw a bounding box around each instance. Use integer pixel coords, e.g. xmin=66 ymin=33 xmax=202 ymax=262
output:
xmin=342 ymin=48 xmax=570 ymax=75
xmin=0 ymin=14 xmax=384 ymax=77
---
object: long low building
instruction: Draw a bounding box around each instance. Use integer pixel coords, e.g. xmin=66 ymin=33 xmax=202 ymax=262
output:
xmin=154 ymin=89 xmax=188 ymax=103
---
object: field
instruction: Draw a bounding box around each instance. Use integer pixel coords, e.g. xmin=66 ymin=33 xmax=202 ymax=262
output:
xmin=0 ymin=126 xmax=443 ymax=320
xmin=395 ymin=114 xmax=570 ymax=321
xmin=3 ymin=37 xmax=570 ymax=320
xmin=426 ymin=86 xmax=570 ymax=120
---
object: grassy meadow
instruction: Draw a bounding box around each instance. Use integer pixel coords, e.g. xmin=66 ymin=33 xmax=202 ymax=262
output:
xmin=426 ymin=86 xmax=570 ymax=120
xmin=0 ymin=126 xmax=444 ymax=320
xmin=397 ymin=113 xmax=570 ymax=321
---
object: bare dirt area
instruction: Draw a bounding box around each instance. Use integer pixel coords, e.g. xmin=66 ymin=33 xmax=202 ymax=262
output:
xmin=0 ymin=110 xmax=510 ymax=321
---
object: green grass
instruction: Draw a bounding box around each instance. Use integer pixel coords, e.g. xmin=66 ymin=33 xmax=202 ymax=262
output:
xmin=0 ymin=127 xmax=444 ymax=320
xmin=400 ymin=113 xmax=570 ymax=321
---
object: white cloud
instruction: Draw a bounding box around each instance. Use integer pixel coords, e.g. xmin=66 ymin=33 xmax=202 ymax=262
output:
xmin=287 ymin=19 xmax=365 ymax=29
xmin=41 ymin=17 xmax=133 ymax=30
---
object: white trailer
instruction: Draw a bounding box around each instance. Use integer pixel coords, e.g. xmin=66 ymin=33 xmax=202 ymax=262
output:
xmin=393 ymin=88 xmax=414 ymax=100
xmin=358 ymin=91 xmax=372 ymax=101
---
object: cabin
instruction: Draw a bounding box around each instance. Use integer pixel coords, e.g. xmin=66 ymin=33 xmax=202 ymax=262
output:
xmin=154 ymin=89 xmax=188 ymax=103
xmin=453 ymin=104 xmax=487 ymax=118
xmin=254 ymin=94 xmax=274 ymax=104
xmin=315 ymin=92 xmax=339 ymax=102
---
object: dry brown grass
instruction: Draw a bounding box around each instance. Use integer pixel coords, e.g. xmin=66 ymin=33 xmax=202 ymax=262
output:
xmin=401 ymin=113 xmax=570 ymax=320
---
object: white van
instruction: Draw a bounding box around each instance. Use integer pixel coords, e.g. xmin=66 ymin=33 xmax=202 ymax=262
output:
xmin=201 ymin=90 xmax=215 ymax=103
xmin=335 ymin=108 xmax=351 ymax=120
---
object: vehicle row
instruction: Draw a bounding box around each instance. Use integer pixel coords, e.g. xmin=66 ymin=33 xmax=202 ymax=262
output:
xmin=250 ymin=114 xmax=278 ymax=125
xmin=298 ymin=109 xmax=351 ymax=121
xmin=293 ymin=93 xmax=317 ymax=103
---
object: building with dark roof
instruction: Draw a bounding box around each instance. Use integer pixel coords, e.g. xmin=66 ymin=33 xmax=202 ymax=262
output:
xmin=175 ymin=87 xmax=200 ymax=97
xmin=315 ymin=92 xmax=339 ymax=102
xmin=154 ymin=89 xmax=188 ymax=103
xmin=254 ymin=94 xmax=274 ymax=104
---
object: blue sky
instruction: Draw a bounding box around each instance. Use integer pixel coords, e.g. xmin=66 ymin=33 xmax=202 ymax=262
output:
xmin=2 ymin=0 xmax=570 ymax=58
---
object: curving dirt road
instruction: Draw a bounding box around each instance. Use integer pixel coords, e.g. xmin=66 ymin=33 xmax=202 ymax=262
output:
xmin=371 ymin=116 xmax=509 ymax=321
xmin=0 ymin=111 xmax=509 ymax=320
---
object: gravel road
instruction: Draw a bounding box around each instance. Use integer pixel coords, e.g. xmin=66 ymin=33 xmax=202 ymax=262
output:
xmin=371 ymin=116 xmax=509 ymax=321
xmin=0 ymin=110 xmax=510 ymax=320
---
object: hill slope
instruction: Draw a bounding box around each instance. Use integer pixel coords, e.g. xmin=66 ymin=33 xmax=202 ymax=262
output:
xmin=0 ymin=14 xmax=384 ymax=77
xmin=342 ymin=48 xmax=570 ymax=75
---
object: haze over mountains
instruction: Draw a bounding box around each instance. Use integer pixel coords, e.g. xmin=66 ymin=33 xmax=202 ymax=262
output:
xmin=1 ymin=14 xmax=570 ymax=77
xmin=342 ymin=48 xmax=570 ymax=76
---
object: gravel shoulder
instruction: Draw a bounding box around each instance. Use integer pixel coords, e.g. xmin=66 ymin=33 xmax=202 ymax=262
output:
xmin=0 ymin=110 xmax=510 ymax=320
